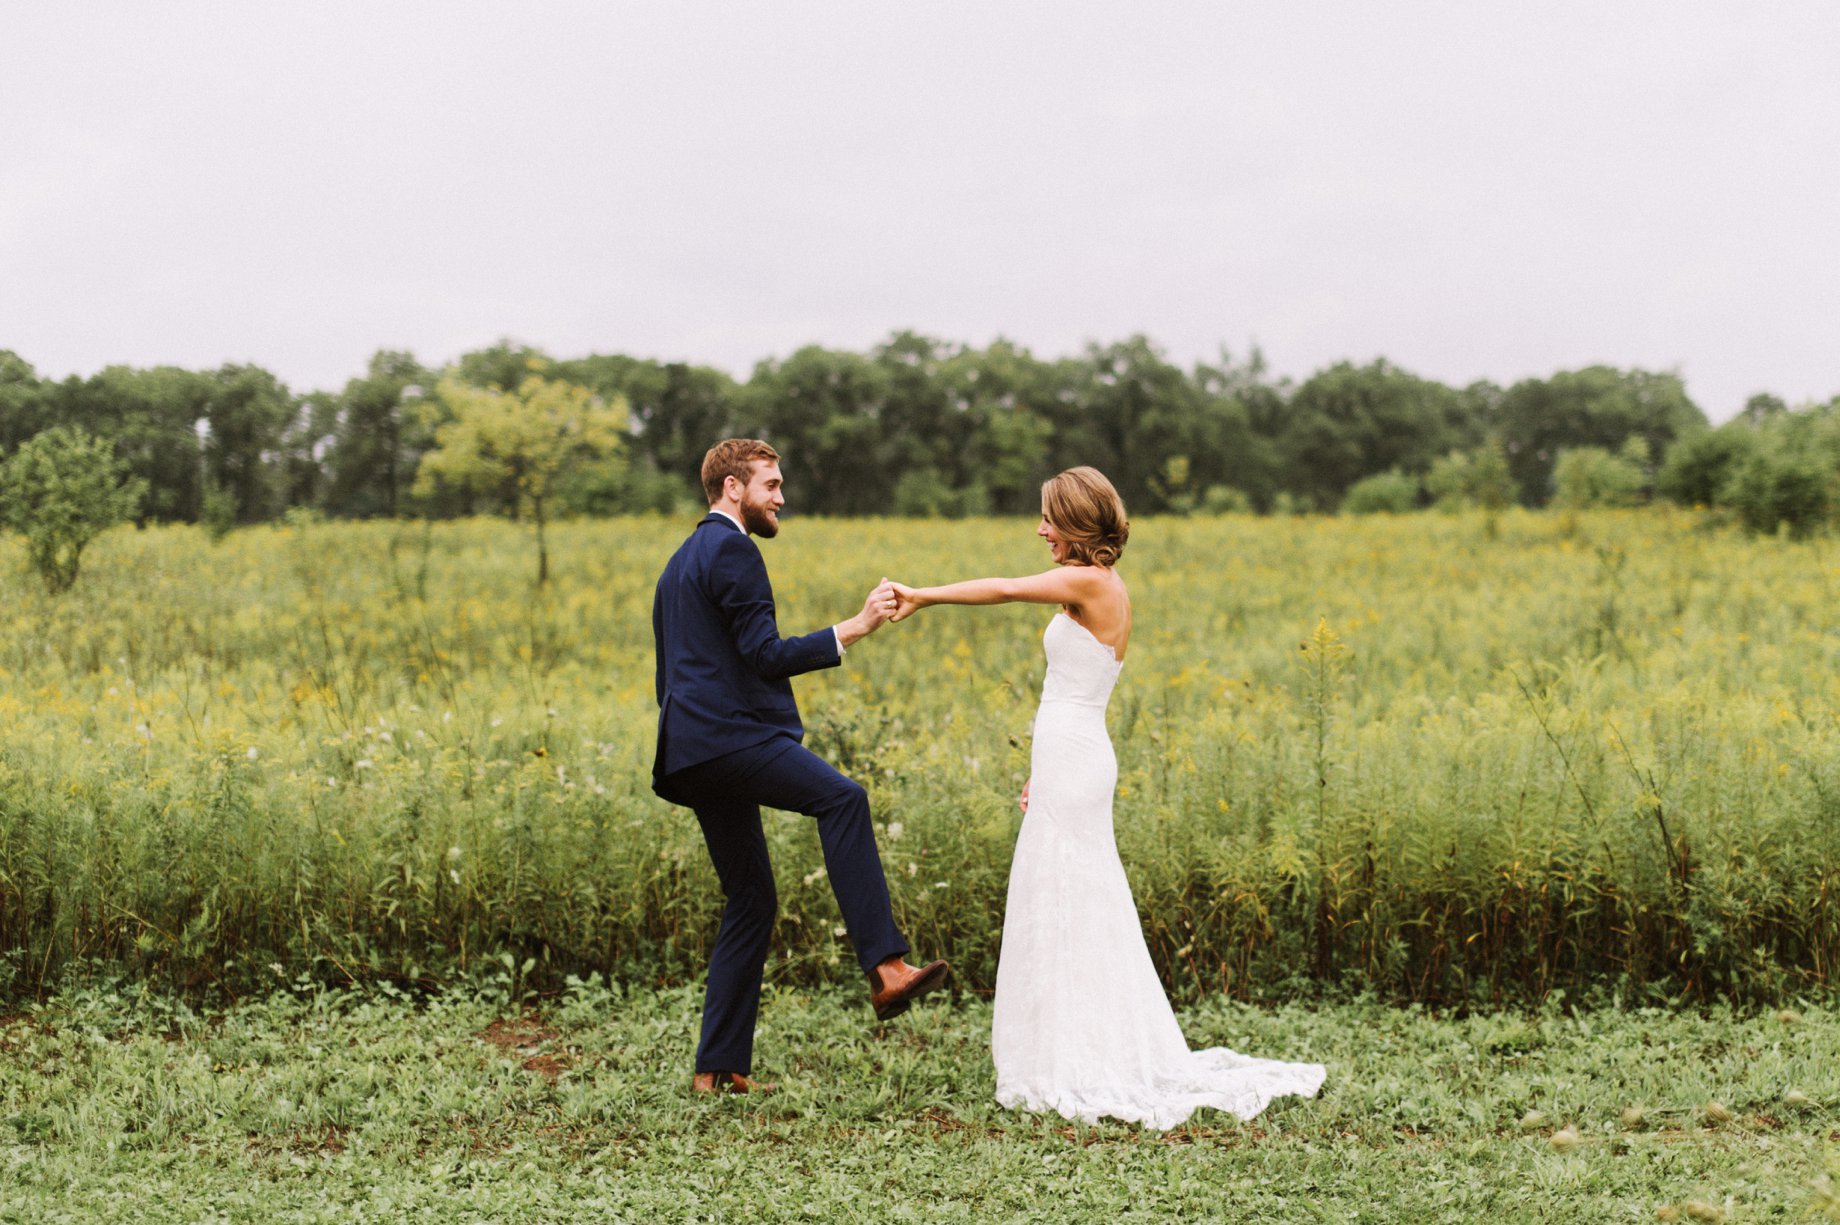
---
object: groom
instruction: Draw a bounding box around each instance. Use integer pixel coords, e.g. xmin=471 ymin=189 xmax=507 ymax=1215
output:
xmin=652 ymin=438 xmax=949 ymax=1095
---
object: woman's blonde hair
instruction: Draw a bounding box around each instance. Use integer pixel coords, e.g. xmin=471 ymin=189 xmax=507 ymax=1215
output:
xmin=1041 ymin=466 xmax=1129 ymax=567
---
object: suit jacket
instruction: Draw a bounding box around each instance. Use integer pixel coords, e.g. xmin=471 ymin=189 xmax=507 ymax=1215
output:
xmin=651 ymin=513 xmax=841 ymax=783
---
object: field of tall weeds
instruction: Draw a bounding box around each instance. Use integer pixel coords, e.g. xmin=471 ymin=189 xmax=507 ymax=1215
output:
xmin=1 ymin=508 xmax=1836 ymax=1005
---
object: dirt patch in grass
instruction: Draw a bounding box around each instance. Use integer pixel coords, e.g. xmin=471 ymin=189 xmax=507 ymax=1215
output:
xmin=246 ymin=1123 xmax=350 ymax=1156
xmin=479 ymin=1014 xmax=570 ymax=1081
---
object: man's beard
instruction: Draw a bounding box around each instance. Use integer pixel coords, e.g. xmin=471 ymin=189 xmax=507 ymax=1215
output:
xmin=740 ymin=495 xmax=779 ymax=537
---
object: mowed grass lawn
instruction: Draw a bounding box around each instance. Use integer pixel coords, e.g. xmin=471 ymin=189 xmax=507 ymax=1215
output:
xmin=4 ymin=982 xmax=1838 ymax=1223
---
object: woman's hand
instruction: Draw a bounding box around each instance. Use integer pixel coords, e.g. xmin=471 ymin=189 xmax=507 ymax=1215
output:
xmin=1019 ymin=778 xmax=1030 ymax=813
xmin=888 ymin=582 xmax=925 ymax=623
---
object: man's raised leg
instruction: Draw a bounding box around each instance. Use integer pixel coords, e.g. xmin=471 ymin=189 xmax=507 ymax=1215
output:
xmin=739 ymin=743 xmax=908 ymax=971
xmin=740 ymin=743 xmax=949 ymax=1017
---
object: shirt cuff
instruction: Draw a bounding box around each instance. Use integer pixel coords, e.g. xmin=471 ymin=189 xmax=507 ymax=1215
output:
xmin=834 ymin=626 xmax=846 ymax=658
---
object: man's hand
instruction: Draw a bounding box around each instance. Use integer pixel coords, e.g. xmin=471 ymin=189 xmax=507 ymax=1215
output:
xmin=1019 ymin=778 xmax=1030 ymax=813
xmin=836 ymin=578 xmax=898 ymax=649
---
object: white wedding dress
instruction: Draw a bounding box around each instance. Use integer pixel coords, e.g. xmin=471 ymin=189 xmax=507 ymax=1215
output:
xmin=992 ymin=613 xmax=1326 ymax=1128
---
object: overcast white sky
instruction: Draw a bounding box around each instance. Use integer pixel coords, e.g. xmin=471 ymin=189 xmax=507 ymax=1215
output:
xmin=4 ymin=2 xmax=1837 ymax=421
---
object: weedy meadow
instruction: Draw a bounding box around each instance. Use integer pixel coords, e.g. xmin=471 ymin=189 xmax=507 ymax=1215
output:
xmin=1 ymin=508 xmax=1837 ymax=1007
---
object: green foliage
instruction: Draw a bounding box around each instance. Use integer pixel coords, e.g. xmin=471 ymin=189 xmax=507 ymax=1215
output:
xmin=1147 ymin=454 xmax=1197 ymax=514
xmin=50 ymin=364 xmax=215 ymax=522
xmin=202 ymin=363 xmax=293 ymax=524
xmin=454 ymin=338 xmax=554 ymax=392
xmin=1199 ymin=483 xmax=1253 ymax=514
xmin=5 ymin=984 xmax=1839 ymax=1221
xmin=1656 ymin=401 xmax=1840 ymax=537
xmin=0 ymin=425 xmax=145 ymax=593
xmin=1191 ymin=348 xmax=1289 ymax=511
xmin=552 ymin=457 xmax=689 ymax=516
xmin=1742 ymin=391 xmax=1789 ymax=425
xmin=0 ymin=350 xmax=50 ymax=452
xmin=319 ymin=349 xmax=436 ymax=518
xmin=740 ymin=345 xmax=888 ymax=514
xmin=891 ymin=468 xmax=991 ymax=517
xmin=1550 ymin=443 xmax=1647 ymax=509
xmin=1059 ymin=336 xmax=1204 ymax=513
xmin=5 ymin=339 xmax=1788 ymax=528
xmin=561 ymin=355 xmax=739 ymax=503
xmin=1725 ymin=440 xmax=1833 ymax=538
xmin=1426 ymin=440 xmax=1516 ymax=511
xmin=1340 ymin=468 xmax=1421 ymax=514
xmin=1730 ymin=406 xmax=1839 ymax=538
xmin=1280 ymin=359 xmax=1475 ymax=511
xmin=3 ymin=512 xmax=1839 ymax=1008
xmin=1498 ymin=367 xmax=1704 ymax=506
xmin=199 ymin=480 xmax=237 ymax=541
xmin=414 ymin=374 xmax=628 ymax=583
xmin=1656 ymin=425 xmax=1757 ymax=508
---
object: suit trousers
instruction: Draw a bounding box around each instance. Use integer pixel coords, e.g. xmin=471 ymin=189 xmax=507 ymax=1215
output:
xmin=658 ymin=737 xmax=909 ymax=1075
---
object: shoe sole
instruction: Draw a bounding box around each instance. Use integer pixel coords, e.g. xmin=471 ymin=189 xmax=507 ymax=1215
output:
xmin=871 ymin=960 xmax=950 ymax=1022
xmin=691 ymin=1076 xmax=776 ymax=1096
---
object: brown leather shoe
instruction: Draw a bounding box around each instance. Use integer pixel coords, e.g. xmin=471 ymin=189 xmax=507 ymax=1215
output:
xmin=867 ymin=957 xmax=950 ymax=1021
xmin=691 ymin=1070 xmax=777 ymax=1095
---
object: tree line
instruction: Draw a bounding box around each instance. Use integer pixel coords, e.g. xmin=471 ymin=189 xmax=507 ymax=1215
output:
xmin=2 ymin=333 xmax=1836 ymax=538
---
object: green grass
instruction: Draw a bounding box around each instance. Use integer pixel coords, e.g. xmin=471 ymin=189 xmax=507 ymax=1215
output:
xmin=5 ymin=982 xmax=1838 ymax=1223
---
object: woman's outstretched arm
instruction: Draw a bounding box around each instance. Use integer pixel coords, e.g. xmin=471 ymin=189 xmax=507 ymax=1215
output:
xmin=889 ymin=567 xmax=1105 ymax=621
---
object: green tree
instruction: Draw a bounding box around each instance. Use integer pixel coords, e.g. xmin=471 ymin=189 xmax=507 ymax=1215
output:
xmin=49 ymin=365 xmax=212 ymax=523
xmin=413 ymin=376 xmax=627 ymax=584
xmin=1497 ymin=367 xmax=1704 ymax=506
xmin=201 ymin=364 xmax=293 ymax=525
xmin=0 ymin=426 xmax=147 ymax=593
xmin=0 ymin=352 xmax=48 ymax=452
xmin=1724 ymin=444 xmax=1831 ymax=537
xmin=555 ymin=355 xmax=737 ymax=505
xmin=322 ymin=350 xmax=434 ymax=518
xmin=276 ymin=389 xmax=337 ymax=514
xmin=1426 ymin=440 xmax=1516 ymax=511
xmin=1341 ymin=468 xmax=1421 ymax=514
xmin=1062 ymin=336 xmax=1199 ymax=513
xmin=1279 ymin=360 xmax=1469 ymax=511
xmin=874 ymin=332 xmax=983 ymax=515
xmin=1550 ymin=443 xmax=1647 ymax=509
xmin=1656 ymin=425 xmax=1757 ymax=508
xmin=1740 ymin=392 xmax=1788 ymax=426
xmin=1720 ymin=405 xmax=1839 ymax=537
xmin=456 ymin=340 xmax=554 ymax=392
xmin=952 ymin=338 xmax=1058 ymax=515
xmin=1190 ymin=347 xmax=1288 ymax=513
xmin=740 ymin=346 xmax=889 ymax=515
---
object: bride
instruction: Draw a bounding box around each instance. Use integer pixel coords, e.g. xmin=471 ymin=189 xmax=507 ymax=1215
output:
xmin=890 ymin=467 xmax=1324 ymax=1128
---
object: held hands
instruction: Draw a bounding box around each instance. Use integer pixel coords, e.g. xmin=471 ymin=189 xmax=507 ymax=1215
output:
xmin=1019 ymin=778 xmax=1030 ymax=813
xmin=888 ymin=582 xmax=923 ymax=623
xmin=839 ymin=578 xmax=899 ymax=648
xmin=863 ymin=578 xmax=899 ymax=629
xmin=839 ymin=579 xmax=920 ymax=648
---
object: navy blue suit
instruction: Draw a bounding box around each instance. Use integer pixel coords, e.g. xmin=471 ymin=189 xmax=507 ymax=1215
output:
xmin=653 ymin=513 xmax=908 ymax=1074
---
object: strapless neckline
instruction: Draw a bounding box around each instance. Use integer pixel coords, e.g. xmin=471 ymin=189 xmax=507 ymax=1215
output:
xmin=1054 ymin=612 xmax=1123 ymax=666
